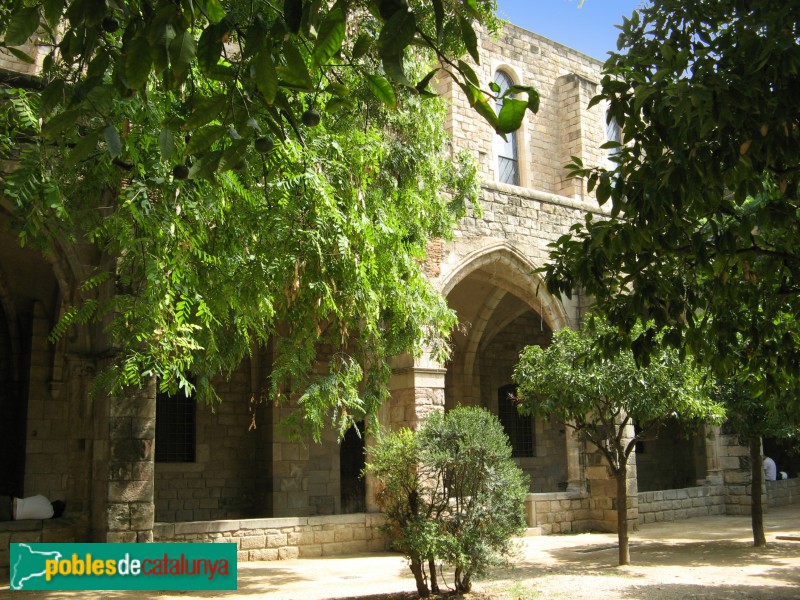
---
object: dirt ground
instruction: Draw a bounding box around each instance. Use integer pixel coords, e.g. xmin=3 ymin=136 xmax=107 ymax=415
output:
xmin=2 ymin=505 xmax=799 ymax=599
xmin=470 ymin=504 xmax=800 ymax=600
xmin=337 ymin=505 xmax=800 ymax=600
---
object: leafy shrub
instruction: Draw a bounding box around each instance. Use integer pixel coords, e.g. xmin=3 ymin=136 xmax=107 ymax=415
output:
xmin=366 ymin=406 xmax=529 ymax=596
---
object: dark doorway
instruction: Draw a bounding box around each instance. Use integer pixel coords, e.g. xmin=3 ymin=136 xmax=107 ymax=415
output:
xmin=498 ymin=384 xmax=535 ymax=457
xmin=340 ymin=421 xmax=366 ymax=513
xmin=0 ymin=305 xmax=26 ymax=497
xmin=763 ymin=437 xmax=800 ymax=480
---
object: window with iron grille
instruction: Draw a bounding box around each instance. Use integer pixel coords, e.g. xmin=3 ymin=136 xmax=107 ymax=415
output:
xmin=494 ymin=70 xmax=520 ymax=186
xmin=497 ymin=384 xmax=535 ymax=457
xmin=155 ymin=386 xmax=196 ymax=463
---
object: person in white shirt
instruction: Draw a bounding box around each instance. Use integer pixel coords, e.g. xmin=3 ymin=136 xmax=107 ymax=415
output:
xmin=763 ymin=455 xmax=778 ymax=481
xmin=0 ymin=495 xmax=65 ymax=520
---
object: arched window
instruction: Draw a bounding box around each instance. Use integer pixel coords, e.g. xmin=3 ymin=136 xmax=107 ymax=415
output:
xmin=494 ymin=71 xmax=520 ymax=185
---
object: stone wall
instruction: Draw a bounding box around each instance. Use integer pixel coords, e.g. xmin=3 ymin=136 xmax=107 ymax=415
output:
xmin=525 ymin=491 xmax=593 ymax=534
xmin=0 ymin=518 xmax=88 ymax=579
xmin=765 ymin=478 xmax=800 ymax=507
xmin=154 ymin=363 xmax=271 ymax=523
xmin=637 ymin=486 xmax=726 ymax=524
xmin=635 ymin=421 xmax=707 ymax=493
xmin=438 ymin=24 xmax=607 ymax=200
xmin=153 ymin=513 xmax=388 ymax=562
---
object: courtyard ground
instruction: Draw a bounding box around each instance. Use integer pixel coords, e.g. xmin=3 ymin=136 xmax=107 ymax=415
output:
xmin=2 ymin=504 xmax=798 ymax=599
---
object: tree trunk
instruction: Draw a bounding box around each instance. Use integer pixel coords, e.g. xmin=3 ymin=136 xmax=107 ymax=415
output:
xmin=454 ymin=567 xmax=472 ymax=593
xmin=749 ymin=438 xmax=767 ymax=547
xmin=616 ymin=463 xmax=630 ymax=566
xmin=409 ymin=557 xmax=429 ymax=597
xmin=427 ymin=556 xmax=438 ymax=594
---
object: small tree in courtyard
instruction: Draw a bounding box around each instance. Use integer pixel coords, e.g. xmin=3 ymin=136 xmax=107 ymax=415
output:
xmin=713 ymin=376 xmax=800 ymax=547
xmin=513 ymin=317 xmax=723 ymax=566
xmin=365 ymin=406 xmax=529 ymax=596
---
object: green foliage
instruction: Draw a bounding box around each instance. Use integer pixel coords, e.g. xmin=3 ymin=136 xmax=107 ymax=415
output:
xmin=0 ymin=33 xmax=483 ymax=439
xmin=0 ymin=0 xmax=537 ymax=179
xmin=366 ymin=407 xmax=528 ymax=595
xmin=513 ymin=316 xmax=722 ymax=565
xmin=541 ymin=1 xmax=800 ymax=422
xmin=514 ymin=317 xmax=723 ymax=467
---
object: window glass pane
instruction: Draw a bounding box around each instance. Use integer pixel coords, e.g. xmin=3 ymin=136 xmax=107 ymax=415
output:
xmin=606 ymin=112 xmax=621 ymax=158
xmin=494 ymin=71 xmax=520 ymax=185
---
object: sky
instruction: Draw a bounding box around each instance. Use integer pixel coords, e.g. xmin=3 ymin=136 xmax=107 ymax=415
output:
xmin=494 ymin=0 xmax=645 ymax=61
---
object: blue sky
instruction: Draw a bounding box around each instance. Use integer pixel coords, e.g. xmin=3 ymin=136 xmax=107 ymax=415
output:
xmin=495 ymin=0 xmax=645 ymax=61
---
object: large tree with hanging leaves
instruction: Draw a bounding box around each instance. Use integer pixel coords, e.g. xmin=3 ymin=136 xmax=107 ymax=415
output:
xmin=0 ymin=0 xmax=539 ymax=437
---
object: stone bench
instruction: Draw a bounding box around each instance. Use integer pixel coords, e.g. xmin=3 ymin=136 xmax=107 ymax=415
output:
xmin=0 ymin=517 xmax=86 ymax=581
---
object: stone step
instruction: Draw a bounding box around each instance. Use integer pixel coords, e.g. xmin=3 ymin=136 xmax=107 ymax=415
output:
xmin=523 ymin=527 xmax=543 ymax=537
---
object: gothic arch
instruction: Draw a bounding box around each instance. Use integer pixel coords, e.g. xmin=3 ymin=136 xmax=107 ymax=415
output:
xmin=442 ymin=241 xmax=570 ymax=331
xmin=442 ymin=242 xmax=571 ymax=492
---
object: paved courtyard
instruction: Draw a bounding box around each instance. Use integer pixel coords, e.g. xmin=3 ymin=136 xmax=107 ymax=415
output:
xmin=2 ymin=504 xmax=798 ymax=599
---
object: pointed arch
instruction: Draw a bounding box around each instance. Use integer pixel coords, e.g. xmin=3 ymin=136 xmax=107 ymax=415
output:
xmin=442 ymin=241 xmax=570 ymax=332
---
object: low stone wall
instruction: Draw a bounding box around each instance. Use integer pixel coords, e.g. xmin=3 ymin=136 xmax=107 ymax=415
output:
xmin=637 ymin=485 xmax=725 ymax=524
xmin=525 ymin=491 xmax=593 ymax=534
xmin=0 ymin=518 xmax=87 ymax=579
xmin=154 ymin=513 xmax=389 ymax=562
xmin=766 ymin=478 xmax=800 ymax=507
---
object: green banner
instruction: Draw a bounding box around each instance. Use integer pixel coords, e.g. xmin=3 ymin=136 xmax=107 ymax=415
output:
xmin=10 ymin=543 xmax=237 ymax=590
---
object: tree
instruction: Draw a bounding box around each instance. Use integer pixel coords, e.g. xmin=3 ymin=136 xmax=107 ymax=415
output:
xmin=713 ymin=375 xmax=800 ymax=547
xmin=0 ymin=0 xmax=538 ymax=176
xmin=538 ymin=0 xmax=800 ymax=549
xmin=513 ymin=318 xmax=723 ymax=566
xmin=0 ymin=1 xmax=539 ymax=437
xmin=541 ymin=1 xmax=800 ymax=421
xmin=365 ymin=406 xmax=529 ymax=596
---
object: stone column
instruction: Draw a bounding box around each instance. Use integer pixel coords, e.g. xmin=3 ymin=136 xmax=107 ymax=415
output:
xmin=385 ymin=353 xmax=447 ymax=431
xmin=701 ymin=424 xmax=725 ymax=485
xmin=556 ymin=73 xmax=599 ymax=200
xmin=103 ymin=378 xmax=156 ymax=542
xmin=586 ymin=417 xmax=638 ymax=533
xmin=564 ymin=423 xmax=585 ymax=492
xmin=364 ymin=352 xmax=446 ymax=512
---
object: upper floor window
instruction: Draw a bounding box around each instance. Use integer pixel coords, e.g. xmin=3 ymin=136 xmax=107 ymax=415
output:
xmin=606 ymin=111 xmax=622 ymax=161
xmin=494 ymin=70 xmax=520 ymax=186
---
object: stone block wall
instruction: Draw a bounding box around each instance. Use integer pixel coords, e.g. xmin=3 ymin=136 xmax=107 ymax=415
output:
xmin=525 ymin=491 xmax=593 ymax=534
xmin=437 ymin=24 xmax=607 ymax=202
xmin=0 ymin=39 xmax=46 ymax=78
xmin=153 ymin=513 xmax=388 ymax=562
xmin=765 ymin=478 xmax=800 ymax=507
xmin=637 ymin=485 xmax=725 ymax=524
xmin=0 ymin=518 xmax=88 ymax=579
xmin=271 ymin=414 xmax=341 ymax=518
xmin=154 ymin=363 xmax=271 ymax=522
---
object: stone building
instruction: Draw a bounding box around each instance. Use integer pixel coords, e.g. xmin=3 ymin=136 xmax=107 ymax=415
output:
xmin=1 ymin=21 xmax=798 ymax=570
